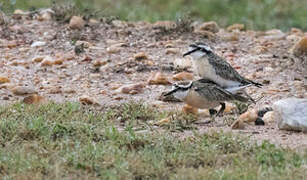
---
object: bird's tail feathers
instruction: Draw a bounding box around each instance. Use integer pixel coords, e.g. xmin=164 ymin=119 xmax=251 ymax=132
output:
xmin=248 ymin=79 xmax=263 ymax=88
xmin=226 ymin=84 xmax=252 ymax=93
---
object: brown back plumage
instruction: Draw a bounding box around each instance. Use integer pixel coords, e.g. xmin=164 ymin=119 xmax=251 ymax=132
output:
xmin=192 ymin=79 xmax=249 ymax=102
xmin=207 ymin=53 xmax=262 ymax=87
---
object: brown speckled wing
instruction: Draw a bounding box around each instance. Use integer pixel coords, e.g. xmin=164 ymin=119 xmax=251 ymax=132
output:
xmin=207 ymin=54 xmax=249 ymax=85
xmin=194 ymin=81 xmax=248 ymax=102
xmin=193 ymin=81 xmax=234 ymax=101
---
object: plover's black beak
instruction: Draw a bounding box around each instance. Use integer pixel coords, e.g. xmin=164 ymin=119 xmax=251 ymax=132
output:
xmin=163 ymin=89 xmax=177 ymax=96
xmin=183 ymin=48 xmax=199 ymax=57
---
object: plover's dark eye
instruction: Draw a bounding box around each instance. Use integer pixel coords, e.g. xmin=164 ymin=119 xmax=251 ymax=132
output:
xmin=200 ymin=48 xmax=208 ymax=53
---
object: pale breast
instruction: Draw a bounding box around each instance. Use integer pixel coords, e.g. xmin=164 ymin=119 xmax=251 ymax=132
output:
xmin=184 ymin=90 xmax=220 ymax=109
xmin=193 ymin=58 xmax=240 ymax=87
xmin=193 ymin=58 xmax=215 ymax=78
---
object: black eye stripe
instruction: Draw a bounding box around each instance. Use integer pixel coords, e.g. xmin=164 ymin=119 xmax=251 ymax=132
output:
xmin=189 ymin=44 xmax=211 ymax=51
xmin=187 ymin=47 xmax=201 ymax=55
xmin=200 ymin=47 xmax=212 ymax=53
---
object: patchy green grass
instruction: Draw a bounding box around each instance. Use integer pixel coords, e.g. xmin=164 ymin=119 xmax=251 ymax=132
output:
xmin=1 ymin=0 xmax=307 ymax=31
xmin=0 ymin=102 xmax=306 ymax=179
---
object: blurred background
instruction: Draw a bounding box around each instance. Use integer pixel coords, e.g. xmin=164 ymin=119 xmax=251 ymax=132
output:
xmin=0 ymin=0 xmax=306 ymax=31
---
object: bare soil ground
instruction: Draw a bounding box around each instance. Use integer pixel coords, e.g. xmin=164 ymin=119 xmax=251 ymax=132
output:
xmin=1 ymin=17 xmax=306 ymax=149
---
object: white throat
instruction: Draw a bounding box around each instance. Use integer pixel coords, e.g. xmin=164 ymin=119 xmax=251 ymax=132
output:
xmin=172 ymin=90 xmax=188 ymax=101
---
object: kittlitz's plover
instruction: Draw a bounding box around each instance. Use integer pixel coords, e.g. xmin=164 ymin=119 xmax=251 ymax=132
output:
xmin=164 ymin=79 xmax=250 ymax=116
xmin=183 ymin=42 xmax=262 ymax=88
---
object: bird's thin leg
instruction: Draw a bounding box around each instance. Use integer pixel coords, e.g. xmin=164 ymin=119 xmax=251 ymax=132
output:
xmin=215 ymin=102 xmax=225 ymax=117
xmin=241 ymin=90 xmax=256 ymax=104
xmin=198 ymin=109 xmax=217 ymax=123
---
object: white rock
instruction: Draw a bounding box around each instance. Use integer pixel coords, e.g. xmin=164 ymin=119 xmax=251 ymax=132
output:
xmin=273 ymin=98 xmax=307 ymax=132
xmin=31 ymin=41 xmax=46 ymax=47
xmin=69 ymin=16 xmax=85 ymax=29
xmin=112 ymin=20 xmax=127 ymax=28
xmin=286 ymin=34 xmax=300 ymax=42
xmin=263 ymin=111 xmax=275 ymax=124
xmin=39 ymin=9 xmax=54 ymax=21
xmin=263 ymin=29 xmax=285 ymax=40
xmin=173 ymin=58 xmax=192 ymax=69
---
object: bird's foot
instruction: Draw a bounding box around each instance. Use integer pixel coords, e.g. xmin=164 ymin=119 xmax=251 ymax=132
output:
xmin=215 ymin=102 xmax=225 ymax=117
xmin=209 ymin=109 xmax=217 ymax=117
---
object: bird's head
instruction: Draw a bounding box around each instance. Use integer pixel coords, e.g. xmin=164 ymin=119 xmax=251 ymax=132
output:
xmin=183 ymin=42 xmax=213 ymax=59
xmin=164 ymin=82 xmax=192 ymax=101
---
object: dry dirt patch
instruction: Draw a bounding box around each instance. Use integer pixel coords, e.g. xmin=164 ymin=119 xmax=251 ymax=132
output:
xmin=0 ymin=17 xmax=306 ymax=148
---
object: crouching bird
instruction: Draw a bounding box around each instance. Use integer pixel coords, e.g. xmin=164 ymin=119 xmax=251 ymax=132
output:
xmin=164 ymin=79 xmax=250 ymax=117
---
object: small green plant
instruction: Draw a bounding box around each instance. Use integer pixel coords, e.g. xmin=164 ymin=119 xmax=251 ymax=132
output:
xmin=174 ymin=13 xmax=194 ymax=33
xmin=0 ymin=0 xmax=16 ymax=13
xmin=106 ymin=101 xmax=161 ymax=126
xmin=233 ymin=101 xmax=249 ymax=114
xmin=223 ymin=116 xmax=236 ymax=126
xmin=162 ymin=111 xmax=198 ymax=132
xmin=51 ymin=1 xmax=80 ymax=22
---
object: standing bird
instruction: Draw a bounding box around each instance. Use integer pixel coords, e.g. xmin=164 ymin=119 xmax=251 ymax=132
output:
xmin=183 ymin=43 xmax=262 ymax=88
xmin=164 ymin=79 xmax=250 ymax=117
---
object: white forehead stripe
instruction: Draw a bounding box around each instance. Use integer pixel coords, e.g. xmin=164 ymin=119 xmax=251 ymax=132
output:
xmin=197 ymin=44 xmax=212 ymax=51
